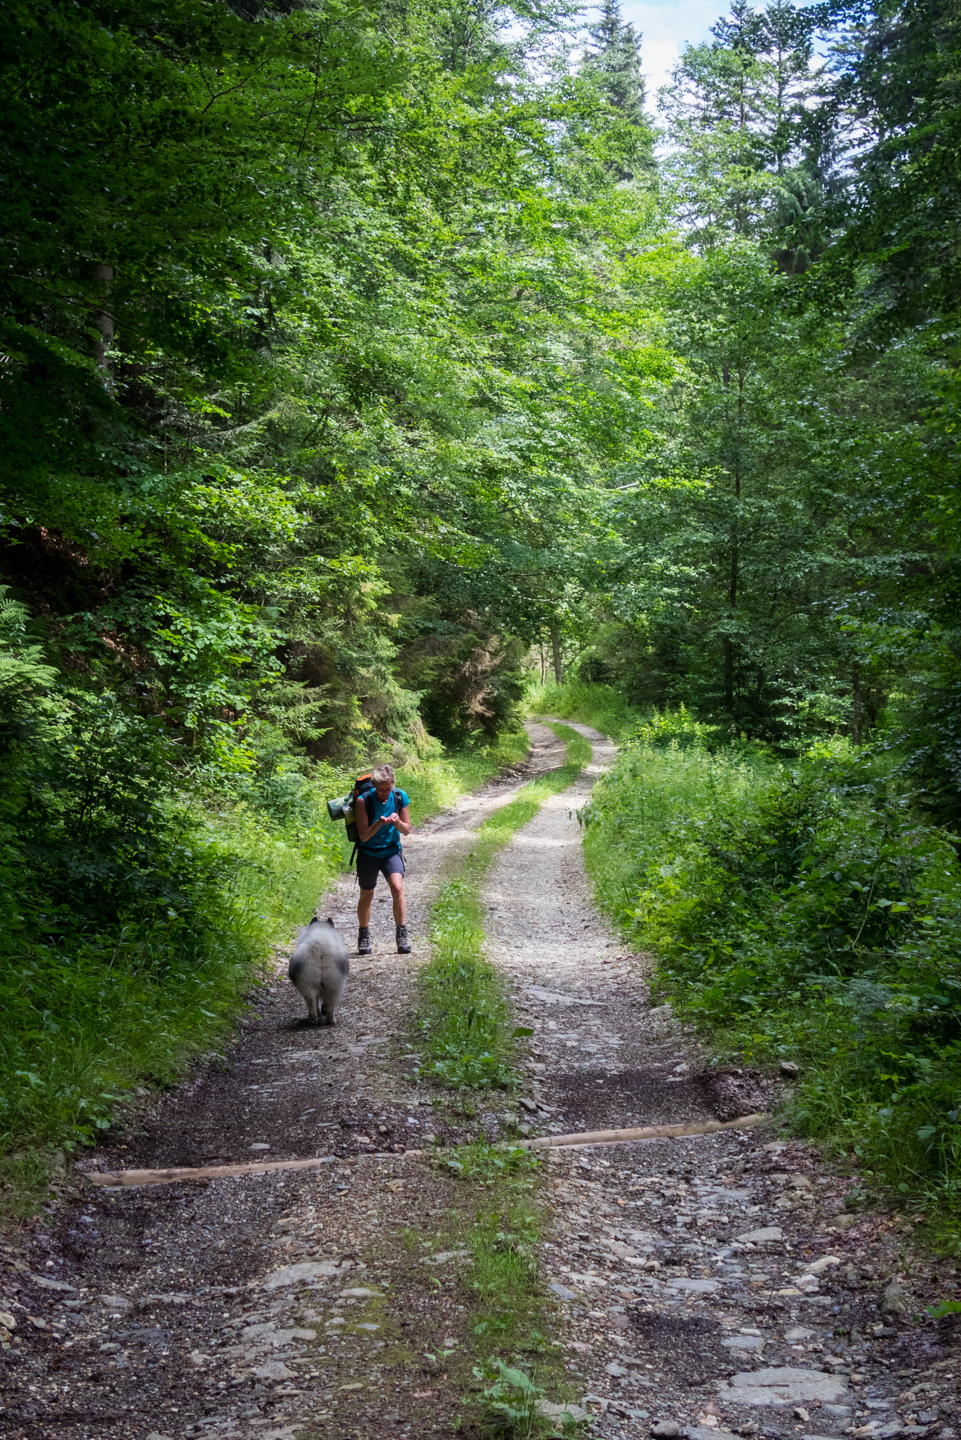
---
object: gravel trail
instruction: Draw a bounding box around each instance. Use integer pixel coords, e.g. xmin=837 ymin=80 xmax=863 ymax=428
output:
xmin=485 ymin=723 xmax=959 ymax=1440
xmin=0 ymin=723 xmax=956 ymax=1440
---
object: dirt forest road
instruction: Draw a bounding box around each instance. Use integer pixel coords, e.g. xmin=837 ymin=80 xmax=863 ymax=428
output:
xmin=1 ymin=724 xmax=958 ymax=1440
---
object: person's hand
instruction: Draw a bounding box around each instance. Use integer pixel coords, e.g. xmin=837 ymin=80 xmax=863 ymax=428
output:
xmin=383 ymin=811 xmax=399 ymax=825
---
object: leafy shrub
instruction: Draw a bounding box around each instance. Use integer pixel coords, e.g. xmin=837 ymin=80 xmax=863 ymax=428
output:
xmin=475 ymin=1359 xmax=580 ymax=1438
xmin=583 ymin=732 xmax=961 ymax=1225
xmin=629 ymin=704 xmax=735 ymax=752
xmin=897 ymin=648 xmax=961 ymax=829
xmin=580 ymin=730 xmax=769 ymax=930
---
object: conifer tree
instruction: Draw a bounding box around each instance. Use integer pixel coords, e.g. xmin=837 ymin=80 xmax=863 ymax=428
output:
xmin=583 ymin=0 xmax=647 ymax=129
xmin=661 ymin=0 xmax=822 ymax=245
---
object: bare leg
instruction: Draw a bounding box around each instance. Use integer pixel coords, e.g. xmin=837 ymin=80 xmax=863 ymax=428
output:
xmin=357 ymin=888 xmax=376 ymax=927
xmin=387 ymin=872 xmax=407 ymax=925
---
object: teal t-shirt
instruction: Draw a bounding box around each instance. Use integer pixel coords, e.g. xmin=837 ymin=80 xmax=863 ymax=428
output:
xmin=358 ymin=787 xmax=409 ymax=858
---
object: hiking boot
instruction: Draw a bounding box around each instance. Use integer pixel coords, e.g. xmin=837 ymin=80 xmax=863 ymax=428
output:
xmin=396 ymin=924 xmax=411 ymax=955
xmin=357 ymin=926 xmax=372 ymax=956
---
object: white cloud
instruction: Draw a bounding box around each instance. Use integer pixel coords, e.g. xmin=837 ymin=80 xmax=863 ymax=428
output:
xmin=617 ymin=0 xmax=727 ymax=105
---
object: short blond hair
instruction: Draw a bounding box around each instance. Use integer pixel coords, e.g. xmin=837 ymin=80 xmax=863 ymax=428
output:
xmin=371 ymin=763 xmax=395 ymax=785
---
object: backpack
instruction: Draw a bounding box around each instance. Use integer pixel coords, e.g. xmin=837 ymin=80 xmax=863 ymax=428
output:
xmin=326 ymin=775 xmax=403 ymax=851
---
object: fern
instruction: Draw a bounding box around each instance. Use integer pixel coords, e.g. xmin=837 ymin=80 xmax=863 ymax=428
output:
xmin=0 ymin=587 xmax=59 ymax=750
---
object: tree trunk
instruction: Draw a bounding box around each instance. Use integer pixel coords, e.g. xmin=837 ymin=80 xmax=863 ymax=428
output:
xmin=852 ymin=666 xmax=862 ymax=745
xmin=550 ymin=625 xmax=564 ymax=684
xmin=722 ymin=373 xmax=743 ymax=720
xmin=724 ymin=527 xmax=738 ymax=717
xmin=92 ymin=263 xmax=115 ymax=376
xmin=724 ymin=637 xmax=734 ymax=715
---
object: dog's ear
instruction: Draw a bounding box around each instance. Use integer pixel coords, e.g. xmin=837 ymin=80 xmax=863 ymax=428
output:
xmin=327 ymin=916 xmax=335 ymax=925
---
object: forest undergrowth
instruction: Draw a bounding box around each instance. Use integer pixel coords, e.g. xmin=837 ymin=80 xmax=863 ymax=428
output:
xmin=536 ymin=684 xmax=961 ymax=1253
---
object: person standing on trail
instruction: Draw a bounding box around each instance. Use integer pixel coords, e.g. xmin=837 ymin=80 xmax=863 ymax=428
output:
xmin=354 ymin=763 xmax=412 ymax=956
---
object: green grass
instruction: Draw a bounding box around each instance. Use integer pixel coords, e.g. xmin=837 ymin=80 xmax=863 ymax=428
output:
xmin=580 ymin=727 xmax=773 ymax=936
xmin=468 ymin=1195 xmax=542 ymax=1344
xmin=468 ymin=1195 xmax=579 ymax=1438
xmin=411 ymin=725 xmax=590 ymax=1433
xmin=528 ymin=679 xmax=642 ymax=741
xmin=433 ymin=1142 xmax=581 ymax=1437
xmin=415 ymin=724 xmax=589 ymax=1091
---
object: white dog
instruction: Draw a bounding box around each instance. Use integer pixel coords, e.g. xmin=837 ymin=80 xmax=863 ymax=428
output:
xmin=288 ymin=918 xmax=349 ymax=1025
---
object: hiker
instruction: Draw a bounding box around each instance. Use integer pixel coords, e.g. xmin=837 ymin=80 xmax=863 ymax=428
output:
xmin=354 ymin=763 xmax=412 ymax=956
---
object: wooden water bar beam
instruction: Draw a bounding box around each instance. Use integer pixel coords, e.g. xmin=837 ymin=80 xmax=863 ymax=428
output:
xmin=85 ymin=1113 xmax=764 ymax=1187
xmin=516 ymin=1112 xmax=764 ymax=1150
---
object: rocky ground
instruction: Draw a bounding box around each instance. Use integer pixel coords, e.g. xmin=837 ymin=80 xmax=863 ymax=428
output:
xmin=0 ymin=724 xmax=958 ymax=1440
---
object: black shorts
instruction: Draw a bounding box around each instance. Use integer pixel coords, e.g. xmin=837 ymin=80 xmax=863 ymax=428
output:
xmin=356 ymin=850 xmax=405 ymax=891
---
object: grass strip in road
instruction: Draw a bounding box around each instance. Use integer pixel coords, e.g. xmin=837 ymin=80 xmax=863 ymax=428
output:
xmin=414 ymin=723 xmax=591 ymax=1091
xmin=411 ymin=726 xmax=591 ymax=1435
xmin=432 ymin=1143 xmax=583 ymax=1436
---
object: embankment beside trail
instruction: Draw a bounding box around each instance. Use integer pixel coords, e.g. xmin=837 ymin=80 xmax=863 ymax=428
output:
xmin=549 ymin=699 xmax=961 ymax=1249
